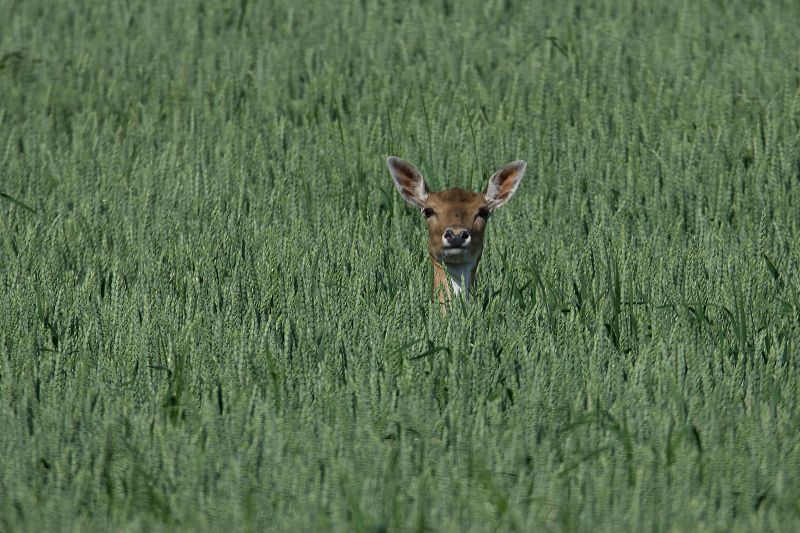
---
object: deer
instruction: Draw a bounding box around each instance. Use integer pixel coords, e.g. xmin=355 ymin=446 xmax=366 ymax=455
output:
xmin=387 ymin=156 xmax=526 ymax=307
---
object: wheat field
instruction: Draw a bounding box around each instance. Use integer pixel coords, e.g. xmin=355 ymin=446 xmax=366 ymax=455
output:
xmin=2 ymin=0 xmax=800 ymax=530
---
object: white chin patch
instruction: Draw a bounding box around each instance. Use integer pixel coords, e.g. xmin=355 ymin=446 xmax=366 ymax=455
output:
xmin=440 ymin=248 xmax=470 ymax=261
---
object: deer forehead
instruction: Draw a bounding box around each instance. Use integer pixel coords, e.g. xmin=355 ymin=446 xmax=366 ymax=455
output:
xmin=425 ymin=188 xmax=485 ymax=215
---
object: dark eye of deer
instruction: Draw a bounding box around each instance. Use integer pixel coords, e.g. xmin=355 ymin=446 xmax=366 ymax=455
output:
xmin=476 ymin=208 xmax=490 ymax=220
xmin=422 ymin=207 xmax=436 ymax=218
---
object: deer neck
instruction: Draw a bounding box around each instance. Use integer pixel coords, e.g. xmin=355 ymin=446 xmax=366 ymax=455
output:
xmin=446 ymin=262 xmax=474 ymax=297
xmin=432 ymin=259 xmax=478 ymax=301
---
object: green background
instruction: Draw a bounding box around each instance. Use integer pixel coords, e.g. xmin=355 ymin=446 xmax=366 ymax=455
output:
xmin=2 ymin=0 xmax=800 ymax=530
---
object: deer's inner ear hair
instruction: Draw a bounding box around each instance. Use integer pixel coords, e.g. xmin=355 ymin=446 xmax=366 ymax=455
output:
xmin=422 ymin=207 xmax=436 ymax=218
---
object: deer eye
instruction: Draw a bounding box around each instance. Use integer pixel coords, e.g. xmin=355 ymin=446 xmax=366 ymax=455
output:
xmin=476 ymin=208 xmax=490 ymax=220
xmin=422 ymin=207 xmax=436 ymax=218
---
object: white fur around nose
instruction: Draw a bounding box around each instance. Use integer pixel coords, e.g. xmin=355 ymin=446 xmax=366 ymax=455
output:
xmin=445 ymin=261 xmax=475 ymax=299
xmin=441 ymin=234 xmax=471 ymax=247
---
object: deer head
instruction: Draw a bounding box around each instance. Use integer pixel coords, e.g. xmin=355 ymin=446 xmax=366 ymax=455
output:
xmin=387 ymin=156 xmax=526 ymax=305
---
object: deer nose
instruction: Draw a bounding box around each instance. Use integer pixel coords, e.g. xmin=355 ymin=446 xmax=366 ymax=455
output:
xmin=443 ymin=228 xmax=470 ymax=247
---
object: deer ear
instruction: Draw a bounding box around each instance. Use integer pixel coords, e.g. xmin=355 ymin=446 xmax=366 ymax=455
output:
xmin=484 ymin=160 xmax=526 ymax=210
xmin=387 ymin=157 xmax=430 ymax=208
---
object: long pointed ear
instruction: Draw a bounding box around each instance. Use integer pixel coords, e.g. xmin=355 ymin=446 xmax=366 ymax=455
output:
xmin=484 ymin=160 xmax=526 ymax=210
xmin=387 ymin=156 xmax=430 ymax=208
